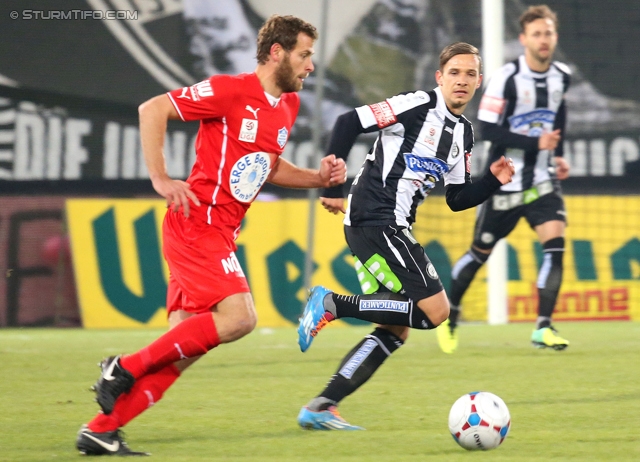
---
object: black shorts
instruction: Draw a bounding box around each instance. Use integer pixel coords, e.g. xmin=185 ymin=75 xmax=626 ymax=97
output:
xmin=472 ymin=189 xmax=567 ymax=250
xmin=344 ymin=224 xmax=444 ymax=301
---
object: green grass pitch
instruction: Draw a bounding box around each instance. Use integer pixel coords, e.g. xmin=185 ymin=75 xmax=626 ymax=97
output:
xmin=1 ymin=321 xmax=639 ymax=461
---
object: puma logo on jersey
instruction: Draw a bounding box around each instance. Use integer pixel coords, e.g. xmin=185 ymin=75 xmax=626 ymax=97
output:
xmin=245 ymin=105 xmax=260 ymax=119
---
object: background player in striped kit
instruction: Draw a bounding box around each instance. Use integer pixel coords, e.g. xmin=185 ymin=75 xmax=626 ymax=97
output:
xmin=295 ymin=42 xmax=515 ymax=430
xmin=437 ymin=5 xmax=571 ymax=354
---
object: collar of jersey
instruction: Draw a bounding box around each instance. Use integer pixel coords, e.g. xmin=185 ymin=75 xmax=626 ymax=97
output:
xmin=434 ymin=86 xmax=461 ymax=123
xmin=519 ymin=55 xmax=551 ymax=78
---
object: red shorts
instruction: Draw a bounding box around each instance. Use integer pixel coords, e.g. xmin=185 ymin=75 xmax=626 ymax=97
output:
xmin=163 ymin=211 xmax=250 ymax=314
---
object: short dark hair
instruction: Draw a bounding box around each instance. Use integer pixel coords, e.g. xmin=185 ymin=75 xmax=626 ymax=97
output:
xmin=519 ymin=5 xmax=558 ymax=32
xmin=439 ymin=42 xmax=482 ymax=73
xmin=256 ymin=15 xmax=318 ymax=65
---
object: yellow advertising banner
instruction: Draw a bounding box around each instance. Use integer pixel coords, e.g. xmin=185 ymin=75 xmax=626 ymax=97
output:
xmin=501 ymin=196 xmax=639 ymax=323
xmin=66 ymin=196 xmax=640 ymax=328
xmin=66 ymin=200 xmax=170 ymax=328
xmin=412 ymin=195 xmax=640 ymax=323
xmin=66 ymin=198 xmax=362 ymax=328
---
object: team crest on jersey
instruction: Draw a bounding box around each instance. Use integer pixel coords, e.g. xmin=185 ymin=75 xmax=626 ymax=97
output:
xmin=229 ymin=152 xmax=271 ymax=203
xmin=451 ymin=142 xmax=460 ymax=158
xmin=426 ymin=263 xmax=438 ymax=279
xmin=481 ymin=232 xmax=495 ymax=244
xmin=239 ymin=119 xmax=258 ymax=143
xmin=277 ymin=127 xmax=288 ymax=148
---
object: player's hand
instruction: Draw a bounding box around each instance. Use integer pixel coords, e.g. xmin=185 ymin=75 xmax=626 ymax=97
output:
xmin=539 ymin=129 xmax=561 ymax=151
xmin=319 ymin=154 xmax=347 ymax=187
xmin=490 ymin=156 xmax=515 ymax=185
xmin=151 ymin=174 xmax=201 ymax=217
xmin=553 ymin=156 xmax=570 ymax=180
xmin=320 ymin=197 xmax=346 ymax=214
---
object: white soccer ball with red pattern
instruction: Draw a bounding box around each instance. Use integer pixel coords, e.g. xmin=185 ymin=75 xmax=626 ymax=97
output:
xmin=448 ymin=391 xmax=511 ymax=450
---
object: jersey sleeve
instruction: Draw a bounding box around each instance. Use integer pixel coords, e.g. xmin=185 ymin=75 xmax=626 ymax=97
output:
xmin=477 ymin=62 xmax=516 ymax=124
xmin=166 ymin=75 xmax=235 ymax=122
xmin=444 ymin=154 xmax=467 ymax=186
xmin=354 ymin=91 xmax=431 ymax=130
xmin=444 ymin=120 xmax=474 ymax=186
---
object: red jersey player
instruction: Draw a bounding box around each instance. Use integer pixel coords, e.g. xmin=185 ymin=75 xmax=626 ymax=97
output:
xmin=76 ymin=15 xmax=346 ymax=456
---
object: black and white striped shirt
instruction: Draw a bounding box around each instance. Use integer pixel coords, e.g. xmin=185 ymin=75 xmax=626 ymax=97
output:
xmin=477 ymin=55 xmax=570 ymax=192
xmin=343 ymin=87 xmax=475 ymax=227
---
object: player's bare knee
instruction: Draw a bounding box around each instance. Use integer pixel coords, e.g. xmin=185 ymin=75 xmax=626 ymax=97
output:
xmin=417 ymin=293 xmax=450 ymax=327
xmin=429 ymin=305 xmax=450 ymax=327
xmin=234 ymin=309 xmax=257 ymax=339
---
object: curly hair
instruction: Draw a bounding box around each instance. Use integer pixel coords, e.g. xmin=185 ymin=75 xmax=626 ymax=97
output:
xmin=256 ymin=15 xmax=318 ymax=65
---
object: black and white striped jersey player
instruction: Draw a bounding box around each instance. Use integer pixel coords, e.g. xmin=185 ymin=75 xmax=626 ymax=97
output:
xmin=320 ymin=86 xmax=514 ymax=307
xmin=296 ymin=44 xmax=515 ymax=432
xmin=477 ymin=55 xmax=570 ymax=194
xmin=443 ymin=5 xmax=572 ymax=355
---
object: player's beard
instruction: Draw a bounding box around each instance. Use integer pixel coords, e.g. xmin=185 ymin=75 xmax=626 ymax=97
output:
xmin=530 ymin=47 xmax=553 ymax=67
xmin=275 ymin=54 xmax=302 ymax=93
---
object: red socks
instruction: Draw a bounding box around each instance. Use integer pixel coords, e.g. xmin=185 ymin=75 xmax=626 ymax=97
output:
xmin=89 ymin=364 xmax=180 ymax=432
xmin=121 ymin=312 xmax=220 ymax=379
xmin=88 ymin=313 xmax=219 ymax=433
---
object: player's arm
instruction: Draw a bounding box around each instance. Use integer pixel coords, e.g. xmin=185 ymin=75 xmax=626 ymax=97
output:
xmin=321 ymin=95 xmax=416 ymax=214
xmin=445 ymin=157 xmax=514 ymax=211
xmin=319 ymin=110 xmax=369 ymax=213
xmin=479 ymin=121 xmax=539 ymax=150
xmin=267 ymin=154 xmax=346 ymax=189
xmin=481 ymin=121 xmax=561 ymax=152
xmin=551 ymin=100 xmax=570 ymax=179
xmin=445 ymin=125 xmax=515 ymax=215
xmin=478 ymin=64 xmax=559 ymax=152
xmin=139 ymin=94 xmax=200 ymax=216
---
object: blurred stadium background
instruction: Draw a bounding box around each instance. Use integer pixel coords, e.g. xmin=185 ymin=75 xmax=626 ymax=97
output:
xmin=0 ymin=0 xmax=638 ymax=328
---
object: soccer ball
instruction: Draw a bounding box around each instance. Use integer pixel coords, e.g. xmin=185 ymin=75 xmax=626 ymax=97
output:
xmin=448 ymin=391 xmax=511 ymax=450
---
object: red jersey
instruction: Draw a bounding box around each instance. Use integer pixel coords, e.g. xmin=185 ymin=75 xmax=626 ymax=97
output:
xmin=167 ymin=73 xmax=300 ymax=247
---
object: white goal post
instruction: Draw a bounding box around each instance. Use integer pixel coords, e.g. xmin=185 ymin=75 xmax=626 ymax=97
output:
xmin=482 ymin=0 xmax=509 ymax=325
